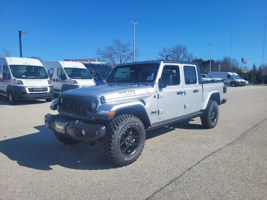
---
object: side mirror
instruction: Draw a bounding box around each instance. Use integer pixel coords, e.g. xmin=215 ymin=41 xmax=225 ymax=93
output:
xmin=158 ymin=78 xmax=166 ymax=89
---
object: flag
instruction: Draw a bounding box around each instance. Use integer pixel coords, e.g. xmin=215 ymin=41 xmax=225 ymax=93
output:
xmin=241 ymin=58 xmax=247 ymax=64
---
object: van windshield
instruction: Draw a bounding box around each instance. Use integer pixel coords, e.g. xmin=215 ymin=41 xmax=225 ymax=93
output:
xmin=64 ymin=68 xmax=92 ymax=79
xmin=10 ymin=65 xmax=48 ymax=79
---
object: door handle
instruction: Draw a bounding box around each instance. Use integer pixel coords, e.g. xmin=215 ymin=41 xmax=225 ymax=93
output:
xmin=177 ymin=91 xmax=185 ymax=95
xmin=193 ymin=89 xmax=199 ymax=93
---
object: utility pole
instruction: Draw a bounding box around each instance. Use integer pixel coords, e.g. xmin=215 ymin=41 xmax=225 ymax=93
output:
xmin=19 ymin=30 xmax=26 ymax=57
xmin=129 ymin=19 xmax=138 ymax=62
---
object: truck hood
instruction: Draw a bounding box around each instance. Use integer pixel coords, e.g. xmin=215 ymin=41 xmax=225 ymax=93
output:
xmin=63 ymin=84 xmax=155 ymax=102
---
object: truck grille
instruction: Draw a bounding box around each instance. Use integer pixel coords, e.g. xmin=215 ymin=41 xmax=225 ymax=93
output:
xmin=28 ymin=87 xmax=48 ymax=92
xmin=58 ymin=94 xmax=94 ymax=118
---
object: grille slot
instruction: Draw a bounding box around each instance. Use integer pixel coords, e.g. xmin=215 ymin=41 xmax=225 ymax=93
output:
xmin=58 ymin=95 xmax=93 ymax=118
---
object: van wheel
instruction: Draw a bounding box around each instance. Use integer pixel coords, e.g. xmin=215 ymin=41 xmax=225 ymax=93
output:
xmin=201 ymin=100 xmax=219 ymax=129
xmin=54 ymin=131 xmax=80 ymax=145
xmin=7 ymin=91 xmax=16 ymax=105
xmin=230 ymin=82 xmax=236 ymax=87
xmin=103 ymin=114 xmax=146 ymax=167
xmin=46 ymin=98 xmax=53 ymax=102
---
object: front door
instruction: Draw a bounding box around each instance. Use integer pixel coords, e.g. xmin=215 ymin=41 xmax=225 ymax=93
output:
xmin=157 ymin=64 xmax=184 ymax=121
xmin=0 ymin=65 xmax=11 ymax=96
xmin=54 ymin=68 xmax=67 ymax=93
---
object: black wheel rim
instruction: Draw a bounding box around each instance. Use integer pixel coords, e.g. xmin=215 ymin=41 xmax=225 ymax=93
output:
xmin=120 ymin=127 xmax=140 ymax=156
xmin=210 ymin=106 xmax=217 ymax=124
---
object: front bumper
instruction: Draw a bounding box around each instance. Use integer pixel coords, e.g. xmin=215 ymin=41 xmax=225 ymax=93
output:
xmin=12 ymin=86 xmax=53 ymax=100
xmin=44 ymin=114 xmax=106 ymax=142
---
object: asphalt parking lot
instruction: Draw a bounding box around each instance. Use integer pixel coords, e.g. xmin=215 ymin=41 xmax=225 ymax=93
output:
xmin=1 ymin=85 xmax=267 ymax=200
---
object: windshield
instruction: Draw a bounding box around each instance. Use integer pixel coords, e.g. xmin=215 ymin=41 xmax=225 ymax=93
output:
xmin=236 ymin=74 xmax=242 ymax=79
xmin=83 ymin=63 xmax=113 ymax=79
xmin=10 ymin=65 xmax=48 ymax=79
xmin=64 ymin=68 xmax=92 ymax=79
xmin=232 ymin=74 xmax=242 ymax=79
xmin=108 ymin=63 xmax=159 ymax=84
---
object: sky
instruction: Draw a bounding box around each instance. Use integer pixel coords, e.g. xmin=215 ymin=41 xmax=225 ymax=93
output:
xmin=1 ymin=0 xmax=267 ymax=68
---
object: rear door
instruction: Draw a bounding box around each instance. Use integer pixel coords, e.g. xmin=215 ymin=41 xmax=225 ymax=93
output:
xmin=157 ymin=64 xmax=184 ymax=121
xmin=182 ymin=65 xmax=202 ymax=114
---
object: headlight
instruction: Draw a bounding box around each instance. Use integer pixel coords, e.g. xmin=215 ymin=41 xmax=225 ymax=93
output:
xmin=13 ymin=78 xmax=23 ymax=85
xmin=69 ymin=79 xmax=78 ymax=84
xmin=50 ymin=99 xmax=58 ymax=110
xmin=90 ymin=98 xmax=98 ymax=111
xmin=48 ymin=79 xmax=52 ymax=85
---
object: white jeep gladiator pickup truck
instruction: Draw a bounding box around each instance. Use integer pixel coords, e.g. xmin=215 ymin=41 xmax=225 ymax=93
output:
xmin=45 ymin=60 xmax=227 ymax=166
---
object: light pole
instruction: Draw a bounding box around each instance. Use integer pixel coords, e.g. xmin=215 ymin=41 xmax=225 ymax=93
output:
xmin=208 ymin=44 xmax=212 ymax=72
xmin=19 ymin=30 xmax=26 ymax=57
xmin=129 ymin=18 xmax=138 ymax=62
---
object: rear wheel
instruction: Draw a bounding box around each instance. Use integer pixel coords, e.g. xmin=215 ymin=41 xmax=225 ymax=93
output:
xmin=230 ymin=82 xmax=236 ymax=87
xmin=104 ymin=114 xmax=146 ymax=167
xmin=54 ymin=131 xmax=80 ymax=145
xmin=201 ymin=100 xmax=219 ymax=129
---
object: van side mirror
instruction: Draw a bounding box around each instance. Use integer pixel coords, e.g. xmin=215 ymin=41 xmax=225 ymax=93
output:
xmin=159 ymin=78 xmax=166 ymax=89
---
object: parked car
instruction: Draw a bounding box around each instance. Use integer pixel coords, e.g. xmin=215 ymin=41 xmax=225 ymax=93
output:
xmin=201 ymin=74 xmax=223 ymax=83
xmin=42 ymin=61 xmax=95 ymax=95
xmin=208 ymin=72 xmax=246 ymax=86
xmin=0 ymin=57 xmax=53 ymax=104
xmin=45 ymin=60 xmax=227 ymax=167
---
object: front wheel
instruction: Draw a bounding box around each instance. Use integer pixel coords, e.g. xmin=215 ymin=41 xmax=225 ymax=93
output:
xmin=104 ymin=115 xmax=146 ymax=167
xmin=201 ymin=100 xmax=219 ymax=129
xmin=7 ymin=91 xmax=16 ymax=105
xmin=54 ymin=131 xmax=80 ymax=145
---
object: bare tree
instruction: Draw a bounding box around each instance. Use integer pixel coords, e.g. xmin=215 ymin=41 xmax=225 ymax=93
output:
xmin=158 ymin=44 xmax=194 ymax=61
xmin=0 ymin=49 xmax=11 ymax=57
xmin=96 ymin=39 xmax=135 ymax=67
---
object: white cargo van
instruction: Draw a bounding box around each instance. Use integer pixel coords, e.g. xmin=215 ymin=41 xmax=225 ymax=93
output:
xmin=0 ymin=57 xmax=53 ymax=104
xmin=208 ymin=72 xmax=246 ymax=86
xmin=42 ymin=61 xmax=95 ymax=95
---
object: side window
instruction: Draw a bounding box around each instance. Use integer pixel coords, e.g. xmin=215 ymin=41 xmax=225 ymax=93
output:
xmin=3 ymin=65 xmax=11 ymax=81
xmin=161 ymin=65 xmax=180 ymax=86
xmin=57 ymin=68 xmax=66 ymax=80
xmin=184 ymin=66 xmax=197 ymax=85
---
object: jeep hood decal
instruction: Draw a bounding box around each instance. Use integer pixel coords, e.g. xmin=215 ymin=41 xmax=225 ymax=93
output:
xmin=63 ymin=84 xmax=154 ymax=102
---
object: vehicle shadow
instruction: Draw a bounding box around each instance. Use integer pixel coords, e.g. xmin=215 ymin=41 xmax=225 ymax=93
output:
xmin=0 ymin=121 xmax=203 ymax=171
xmin=0 ymin=125 xmax=114 ymax=171
xmin=0 ymin=96 xmax=47 ymax=105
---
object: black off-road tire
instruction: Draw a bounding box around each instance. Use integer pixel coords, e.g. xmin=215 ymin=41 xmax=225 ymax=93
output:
xmin=103 ymin=114 xmax=146 ymax=167
xmin=201 ymin=100 xmax=219 ymax=129
xmin=54 ymin=131 xmax=80 ymax=145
